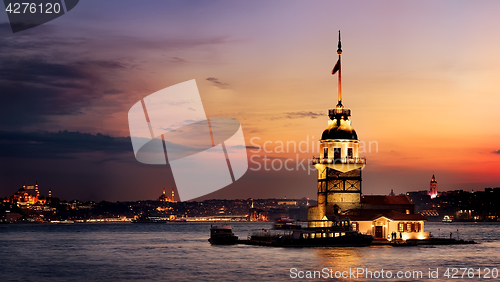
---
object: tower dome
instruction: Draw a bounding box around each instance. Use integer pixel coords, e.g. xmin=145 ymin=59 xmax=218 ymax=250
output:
xmin=321 ymin=118 xmax=357 ymax=140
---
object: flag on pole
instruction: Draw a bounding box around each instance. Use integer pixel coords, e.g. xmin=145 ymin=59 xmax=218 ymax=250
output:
xmin=332 ymin=59 xmax=340 ymax=75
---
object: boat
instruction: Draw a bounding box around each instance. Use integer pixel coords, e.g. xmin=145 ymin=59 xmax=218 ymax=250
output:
xmin=442 ymin=215 xmax=453 ymax=223
xmin=131 ymin=215 xmax=166 ymax=223
xmin=50 ymin=220 xmax=75 ymax=224
xmin=208 ymin=224 xmax=238 ymax=245
xmin=274 ymin=218 xmax=300 ymax=230
xmin=0 ymin=219 xmax=11 ymax=224
xmin=243 ymin=218 xmax=373 ymax=247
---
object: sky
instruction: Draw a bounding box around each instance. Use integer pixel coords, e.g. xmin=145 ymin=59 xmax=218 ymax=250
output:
xmin=1 ymin=0 xmax=500 ymax=201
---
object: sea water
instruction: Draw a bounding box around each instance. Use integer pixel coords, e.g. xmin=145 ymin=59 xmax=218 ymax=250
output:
xmin=0 ymin=222 xmax=499 ymax=281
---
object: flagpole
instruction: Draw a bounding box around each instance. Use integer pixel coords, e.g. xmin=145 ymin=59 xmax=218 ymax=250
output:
xmin=337 ymin=30 xmax=342 ymax=105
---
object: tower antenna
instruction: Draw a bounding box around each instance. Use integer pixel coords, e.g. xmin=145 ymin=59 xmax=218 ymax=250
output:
xmin=336 ymin=30 xmax=342 ymax=105
xmin=332 ymin=31 xmax=343 ymax=106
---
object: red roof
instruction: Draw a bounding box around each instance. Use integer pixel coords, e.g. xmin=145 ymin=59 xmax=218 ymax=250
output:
xmin=384 ymin=210 xmax=427 ymax=221
xmin=346 ymin=209 xmax=427 ymax=221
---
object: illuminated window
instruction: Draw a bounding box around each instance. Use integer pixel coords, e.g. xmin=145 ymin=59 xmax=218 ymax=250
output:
xmin=336 ymin=105 xmax=342 ymax=114
xmin=398 ymin=222 xmax=403 ymax=232
xmin=406 ymin=209 xmax=410 ymax=215
xmin=334 ymin=148 xmax=341 ymax=161
xmin=347 ymin=148 xmax=353 ymax=159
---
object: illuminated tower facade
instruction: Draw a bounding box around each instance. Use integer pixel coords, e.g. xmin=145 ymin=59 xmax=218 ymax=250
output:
xmin=308 ymin=32 xmax=366 ymax=227
xmin=429 ymin=174 xmax=438 ymax=199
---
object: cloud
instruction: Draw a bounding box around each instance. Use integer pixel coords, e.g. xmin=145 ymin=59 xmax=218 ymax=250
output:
xmin=166 ymin=56 xmax=188 ymax=63
xmin=0 ymin=55 xmax=130 ymax=130
xmin=103 ymin=89 xmax=124 ymax=95
xmin=0 ymin=22 xmax=235 ymax=54
xmin=245 ymin=145 xmax=260 ymax=150
xmin=0 ymin=29 xmax=139 ymax=130
xmin=0 ymin=22 xmax=86 ymax=55
xmin=285 ymin=111 xmax=326 ymax=119
xmin=206 ymin=77 xmax=229 ymax=89
xmin=0 ymin=130 xmax=132 ymax=160
xmin=0 ymin=130 xmax=209 ymax=164
xmin=492 ymin=150 xmax=500 ymax=154
xmin=0 ymin=21 xmax=237 ymax=131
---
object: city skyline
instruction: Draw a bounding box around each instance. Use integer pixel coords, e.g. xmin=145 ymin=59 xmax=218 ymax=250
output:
xmin=1 ymin=1 xmax=500 ymax=201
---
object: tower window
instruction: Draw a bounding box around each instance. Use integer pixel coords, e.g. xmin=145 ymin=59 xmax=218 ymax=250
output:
xmin=334 ymin=148 xmax=341 ymax=161
xmin=347 ymin=148 xmax=353 ymax=159
xmin=324 ymin=147 xmax=329 ymax=159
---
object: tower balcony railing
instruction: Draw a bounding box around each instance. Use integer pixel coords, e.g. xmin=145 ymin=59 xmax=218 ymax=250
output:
xmin=329 ymin=108 xmax=351 ymax=119
xmin=311 ymin=156 xmax=366 ymax=165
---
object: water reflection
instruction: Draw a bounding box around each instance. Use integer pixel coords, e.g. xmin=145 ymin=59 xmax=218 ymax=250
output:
xmin=1 ymin=222 xmax=499 ymax=282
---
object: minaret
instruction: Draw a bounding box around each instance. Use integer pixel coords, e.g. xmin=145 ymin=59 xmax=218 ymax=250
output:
xmin=163 ymin=188 xmax=166 ymax=195
xmin=171 ymin=189 xmax=175 ymax=202
xmin=48 ymin=188 xmax=52 ymax=198
xmin=429 ymin=174 xmax=438 ymax=199
xmin=35 ymin=181 xmax=39 ymax=199
xmin=308 ymin=31 xmax=366 ymax=227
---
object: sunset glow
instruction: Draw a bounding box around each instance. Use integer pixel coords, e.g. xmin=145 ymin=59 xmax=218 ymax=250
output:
xmin=1 ymin=0 xmax=499 ymax=201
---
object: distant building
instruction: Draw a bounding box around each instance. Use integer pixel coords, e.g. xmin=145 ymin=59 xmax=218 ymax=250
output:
xmin=249 ymin=208 xmax=268 ymax=221
xmin=0 ymin=211 xmax=22 ymax=222
xmin=277 ymin=200 xmax=297 ymax=206
xmin=429 ymin=174 xmax=438 ymax=199
xmin=158 ymin=188 xmax=177 ymax=203
xmin=307 ymin=34 xmax=428 ymax=241
xmin=407 ymin=187 xmax=500 ymax=222
xmin=7 ymin=182 xmax=47 ymax=206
